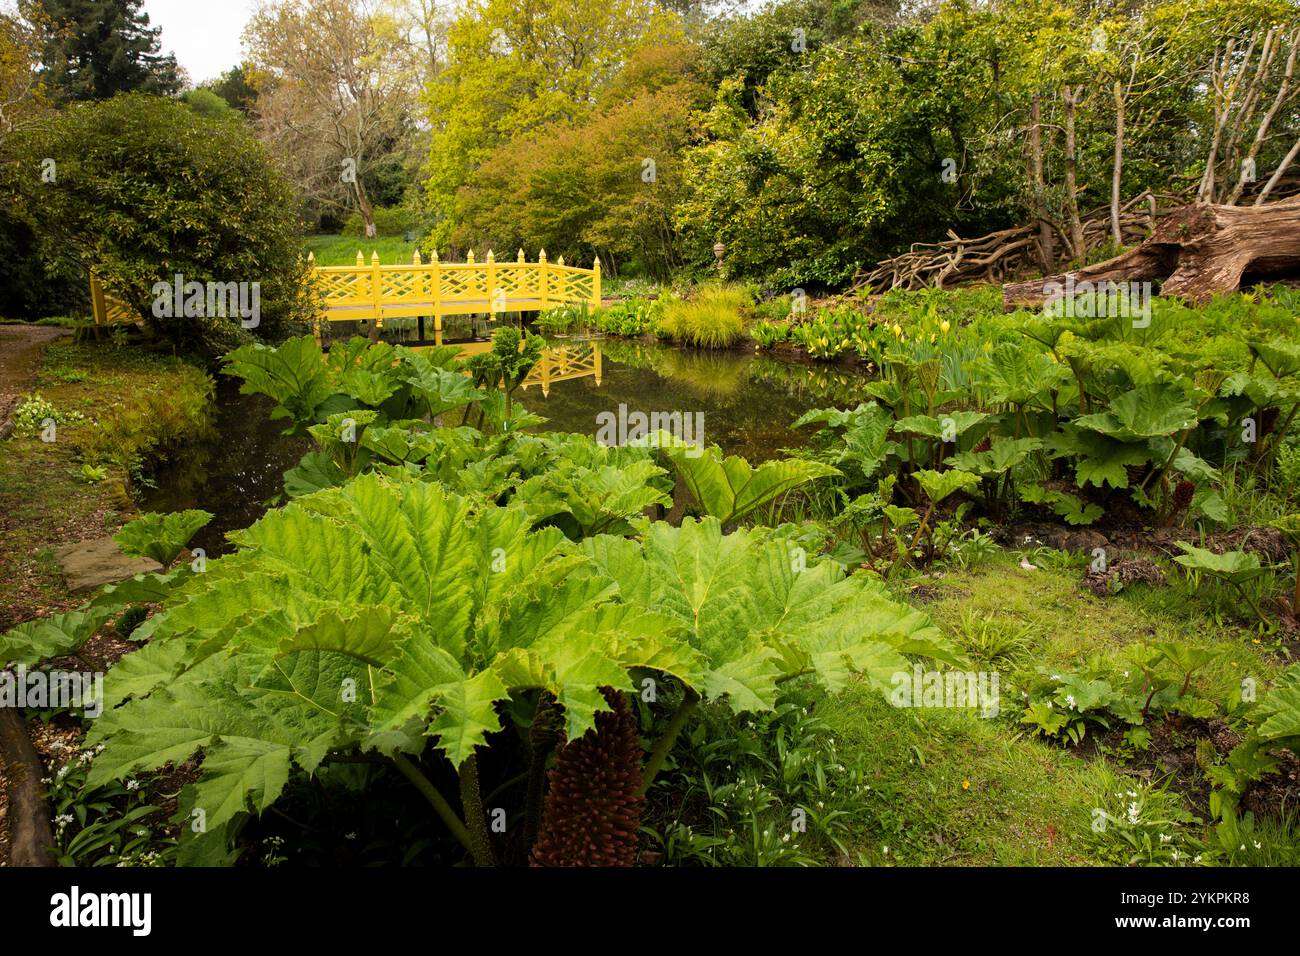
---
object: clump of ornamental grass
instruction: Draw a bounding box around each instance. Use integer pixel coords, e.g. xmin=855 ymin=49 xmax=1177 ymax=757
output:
xmin=660 ymin=283 xmax=749 ymax=348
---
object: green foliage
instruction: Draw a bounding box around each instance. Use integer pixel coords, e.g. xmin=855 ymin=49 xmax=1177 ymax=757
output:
xmin=1173 ymin=542 xmax=1272 ymax=625
xmin=1018 ymin=644 xmax=1219 ymax=747
xmin=26 ymin=0 xmax=181 ymax=101
xmin=432 ymin=32 xmax=703 ymax=273
xmin=584 ymin=517 xmax=957 ymax=711
xmin=9 ymin=392 xmax=86 ymax=434
xmin=0 ymin=605 xmax=116 ymax=667
xmin=340 ymin=205 xmax=425 ymax=238
xmin=1206 ymin=663 xmax=1300 ymax=822
xmin=46 ymin=744 xmax=176 ymax=867
xmin=535 ymin=304 xmax=589 ymax=335
xmin=223 ymin=334 xmax=474 ymax=434
xmin=591 ymin=298 xmax=661 ymax=337
xmin=664 ymin=444 xmax=839 ymax=526
xmin=659 ymin=284 xmax=749 ymax=348
xmin=645 ymin=684 xmax=867 ymax=866
xmin=518 ymin=458 xmax=670 ymax=538
xmin=751 ymin=319 xmax=790 ymax=349
xmin=113 ymin=509 xmax=213 ymax=566
xmin=8 ymin=93 xmax=315 ymax=355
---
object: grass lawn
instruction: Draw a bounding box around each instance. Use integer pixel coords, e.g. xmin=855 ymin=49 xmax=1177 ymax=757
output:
xmin=306 ymin=233 xmax=424 ymax=266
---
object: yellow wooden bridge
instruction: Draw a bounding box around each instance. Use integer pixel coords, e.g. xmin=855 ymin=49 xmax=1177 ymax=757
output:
xmin=310 ymin=249 xmax=599 ymax=346
xmin=91 ymin=248 xmax=601 ymax=347
xmin=89 ymin=251 xmax=605 ymax=393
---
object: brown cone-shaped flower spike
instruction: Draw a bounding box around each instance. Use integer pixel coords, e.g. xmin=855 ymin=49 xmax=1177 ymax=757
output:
xmin=530 ymin=688 xmax=643 ymax=867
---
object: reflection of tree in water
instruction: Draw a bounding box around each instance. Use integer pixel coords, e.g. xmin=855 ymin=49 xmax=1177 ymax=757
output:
xmin=140 ymin=381 xmax=311 ymax=555
xmin=595 ymin=339 xmax=751 ymax=398
xmin=748 ymin=354 xmax=874 ymax=407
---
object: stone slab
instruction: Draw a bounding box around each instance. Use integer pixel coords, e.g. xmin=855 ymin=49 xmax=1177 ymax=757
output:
xmin=53 ymin=537 xmax=163 ymax=593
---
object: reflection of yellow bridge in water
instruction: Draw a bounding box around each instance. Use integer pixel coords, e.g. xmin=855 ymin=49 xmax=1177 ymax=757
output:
xmin=450 ymin=339 xmax=603 ymax=396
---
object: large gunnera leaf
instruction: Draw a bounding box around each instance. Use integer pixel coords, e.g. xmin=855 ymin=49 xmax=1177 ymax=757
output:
xmin=87 ymin=473 xmax=697 ymax=860
xmin=664 ymin=446 xmax=839 ymax=526
xmin=583 ymin=517 xmax=957 ymax=712
xmin=1073 ymin=383 xmax=1198 ymax=442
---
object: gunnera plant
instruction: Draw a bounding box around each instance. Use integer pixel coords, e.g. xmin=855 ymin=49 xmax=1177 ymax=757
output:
xmin=530 ymin=688 xmax=644 ymax=867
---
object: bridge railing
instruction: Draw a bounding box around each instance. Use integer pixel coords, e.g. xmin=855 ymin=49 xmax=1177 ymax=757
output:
xmin=90 ymin=249 xmax=602 ymax=349
xmin=311 ymin=248 xmax=599 ymax=344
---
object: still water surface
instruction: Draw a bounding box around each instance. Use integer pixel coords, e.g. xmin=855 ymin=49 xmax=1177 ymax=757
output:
xmin=141 ymin=339 xmax=872 ymax=553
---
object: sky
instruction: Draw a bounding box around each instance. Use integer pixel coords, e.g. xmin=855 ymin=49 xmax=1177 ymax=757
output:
xmin=142 ymin=0 xmax=259 ymax=86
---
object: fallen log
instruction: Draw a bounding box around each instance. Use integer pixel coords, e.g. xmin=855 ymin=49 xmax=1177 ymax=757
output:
xmin=1003 ymin=196 xmax=1300 ymax=308
xmin=0 ymin=708 xmax=56 ymax=866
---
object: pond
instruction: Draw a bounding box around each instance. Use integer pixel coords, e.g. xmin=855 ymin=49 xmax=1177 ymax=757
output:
xmin=140 ymin=339 xmax=874 ymax=553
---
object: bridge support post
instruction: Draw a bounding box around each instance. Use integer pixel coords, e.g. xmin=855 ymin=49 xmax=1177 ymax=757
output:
xmin=538 ymin=249 xmax=548 ymax=307
xmin=369 ymin=251 xmax=383 ymax=342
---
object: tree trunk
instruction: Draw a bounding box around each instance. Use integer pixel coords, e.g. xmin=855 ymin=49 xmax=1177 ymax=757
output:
xmin=1061 ymin=86 xmax=1086 ymax=260
xmin=354 ymin=174 xmax=377 ymax=240
xmin=1027 ymin=94 xmax=1055 ymax=270
xmin=1003 ymin=196 xmax=1300 ymax=308
xmin=1257 ymin=137 xmax=1300 ymax=205
xmin=1229 ymin=30 xmax=1297 ymax=205
xmin=0 ymin=708 xmax=56 ymax=866
xmin=1110 ymin=80 xmax=1125 ymax=245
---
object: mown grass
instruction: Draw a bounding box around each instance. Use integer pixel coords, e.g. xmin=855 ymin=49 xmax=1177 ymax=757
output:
xmin=0 ymin=342 xmax=214 ymax=630
xmin=305 ymin=233 xmax=423 ymax=266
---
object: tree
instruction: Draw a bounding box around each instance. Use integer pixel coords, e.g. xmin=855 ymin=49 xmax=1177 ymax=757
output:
xmin=9 ymin=93 xmax=316 ymax=353
xmin=0 ymin=6 xmax=48 ymax=138
xmin=205 ymin=63 xmax=259 ymax=112
xmin=22 ymin=0 xmax=180 ymax=100
xmin=451 ymin=42 xmax=709 ymax=274
xmin=245 ymin=0 xmax=421 ymax=238
xmin=423 ymin=0 xmax=677 ymax=246
xmin=181 ymin=86 xmax=235 ymax=120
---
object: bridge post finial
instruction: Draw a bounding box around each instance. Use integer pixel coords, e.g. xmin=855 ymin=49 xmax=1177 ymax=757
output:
xmin=356 ymin=250 xmax=364 ymax=266
xmin=486 ymin=248 xmax=495 ymax=263
xmin=371 ymin=251 xmax=380 ymax=265
xmin=431 ymin=248 xmax=439 ymax=263
xmin=557 ymin=255 xmax=565 ymax=267
xmin=467 ymin=248 xmax=476 ymax=264
xmin=413 ymin=248 xmax=422 ymax=265
xmin=307 ymin=251 xmax=315 ymax=266
xmin=517 ymin=248 xmax=525 ymax=263
xmin=538 ymin=248 xmax=547 ymax=262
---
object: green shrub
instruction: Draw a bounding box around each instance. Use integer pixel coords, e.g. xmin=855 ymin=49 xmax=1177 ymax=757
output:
xmin=10 ymin=393 xmax=87 ymax=435
xmin=660 ymin=284 xmax=750 ymax=348
xmin=9 ymin=93 xmax=316 ymax=356
xmin=592 ymin=298 xmax=661 ymax=337
xmin=535 ymin=304 xmax=588 ymax=335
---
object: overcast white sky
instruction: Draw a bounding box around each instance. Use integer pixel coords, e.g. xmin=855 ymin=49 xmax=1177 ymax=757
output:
xmin=142 ymin=0 xmax=258 ymax=86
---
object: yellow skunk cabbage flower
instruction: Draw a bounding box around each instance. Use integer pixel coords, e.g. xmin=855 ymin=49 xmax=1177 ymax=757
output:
xmin=892 ymin=323 xmax=902 ymax=337
xmin=940 ymin=319 xmax=951 ymax=334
